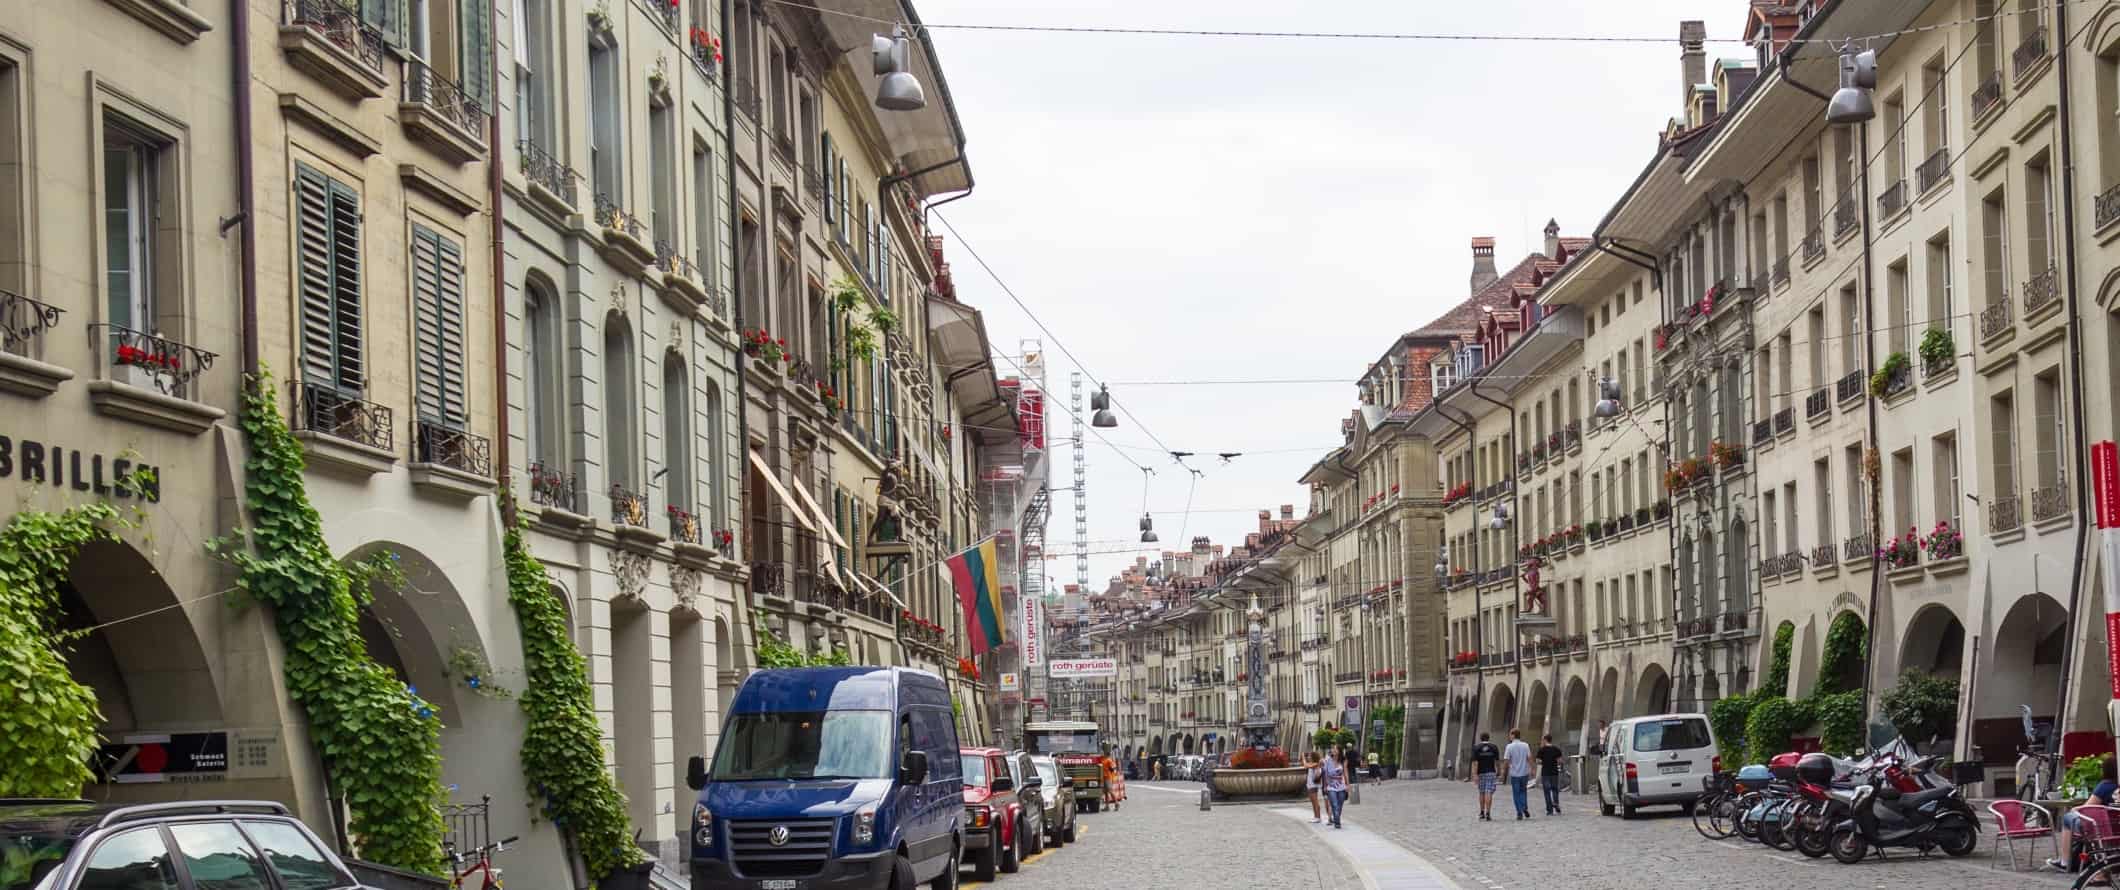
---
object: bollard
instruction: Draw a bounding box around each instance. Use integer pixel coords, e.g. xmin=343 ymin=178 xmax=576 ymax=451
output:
xmin=1199 ymin=788 xmax=1211 ymax=811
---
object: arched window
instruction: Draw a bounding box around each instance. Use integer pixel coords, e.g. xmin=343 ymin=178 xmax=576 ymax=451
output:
xmin=1699 ymin=528 xmax=1719 ymax=620
xmin=1726 ymin=517 xmax=1750 ymax=616
xmin=523 ymin=277 xmax=566 ymax=469
xmin=663 ymin=352 xmax=691 ymax=515
xmin=1677 ymin=533 xmax=1696 ymax=619
xmin=603 ymin=312 xmax=638 ymax=491
xmin=704 ymin=381 xmax=726 ymax=537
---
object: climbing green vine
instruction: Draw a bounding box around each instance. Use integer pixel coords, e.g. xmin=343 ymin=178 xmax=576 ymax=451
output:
xmin=222 ymin=372 xmax=446 ymax=874
xmin=0 ymin=503 xmax=123 ymax=797
xmin=1819 ymin=611 xmax=1867 ymax=695
xmin=503 ymin=509 xmax=645 ymax=886
xmin=754 ymin=611 xmax=851 ymax=667
xmin=1766 ymin=621 xmax=1794 ymax=697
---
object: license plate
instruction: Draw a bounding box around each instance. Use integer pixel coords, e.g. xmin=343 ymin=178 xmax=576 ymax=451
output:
xmin=1658 ymin=763 xmax=1689 ymax=774
xmin=759 ymin=881 xmax=799 ymax=890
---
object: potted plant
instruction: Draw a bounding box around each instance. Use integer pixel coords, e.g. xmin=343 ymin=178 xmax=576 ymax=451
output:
xmin=1918 ymin=327 xmax=1955 ymax=376
xmin=1878 ymin=528 xmax=1921 ymax=569
xmin=1922 ymin=520 xmax=1963 ymax=560
xmin=1709 ymin=439 xmax=1745 ymax=469
xmin=1869 ymin=351 xmax=1910 ymax=396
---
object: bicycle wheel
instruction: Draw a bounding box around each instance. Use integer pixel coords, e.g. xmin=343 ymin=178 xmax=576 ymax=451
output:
xmin=1712 ymin=793 xmax=1744 ymax=838
xmin=2074 ymin=855 xmax=2120 ymax=890
xmin=1693 ymin=792 xmax=1728 ymax=840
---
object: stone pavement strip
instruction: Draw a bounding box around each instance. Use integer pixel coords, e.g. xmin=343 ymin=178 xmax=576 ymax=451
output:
xmin=1269 ymin=805 xmax=1462 ymax=890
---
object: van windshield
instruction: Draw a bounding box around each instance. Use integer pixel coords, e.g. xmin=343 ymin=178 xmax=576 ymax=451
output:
xmin=710 ymin=710 xmax=894 ymax=780
xmin=1632 ymin=718 xmax=1712 ymax=752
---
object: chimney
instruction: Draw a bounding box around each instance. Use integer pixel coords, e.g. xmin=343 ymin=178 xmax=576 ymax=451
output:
xmin=1680 ymin=20 xmax=1707 ymax=120
xmin=1542 ymin=219 xmax=1561 ymax=259
xmin=1470 ymin=236 xmax=1498 ymax=294
xmin=1280 ymin=504 xmax=1295 ymax=520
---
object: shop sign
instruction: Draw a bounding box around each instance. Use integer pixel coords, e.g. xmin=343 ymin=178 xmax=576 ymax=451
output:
xmin=0 ymin=435 xmax=163 ymax=502
xmin=94 ymin=732 xmax=227 ymax=783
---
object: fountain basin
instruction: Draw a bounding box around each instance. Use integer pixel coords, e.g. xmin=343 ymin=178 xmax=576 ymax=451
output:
xmin=1209 ymin=766 xmax=1307 ymax=798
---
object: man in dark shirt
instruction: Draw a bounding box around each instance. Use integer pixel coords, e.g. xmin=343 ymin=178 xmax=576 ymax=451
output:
xmin=1471 ymin=732 xmax=1501 ymax=821
xmin=1536 ymin=734 xmax=1566 ymax=815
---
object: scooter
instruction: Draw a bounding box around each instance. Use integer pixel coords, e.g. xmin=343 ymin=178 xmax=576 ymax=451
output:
xmin=1828 ymin=772 xmax=1980 ymax=864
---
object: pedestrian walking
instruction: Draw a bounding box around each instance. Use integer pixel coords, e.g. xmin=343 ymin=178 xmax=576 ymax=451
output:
xmin=1321 ymin=749 xmax=1349 ymax=829
xmin=1503 ymin=728 xmax=1533 ymax=820
xmin=1470 ymin=732 xmax=1501 ymax=821
xmin=1366 ymin=748 xmax=1381 ymax=782
xmin=1536 ymin=734 xmax=1565 ymax=815
xmin=1303 ymin=751 xmax=1323 ymax=824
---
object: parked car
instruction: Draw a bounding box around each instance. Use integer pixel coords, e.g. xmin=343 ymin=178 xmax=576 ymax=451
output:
xmin=0 ymin=798 xmax=374 ymax=890
xmin=686 ymin=667 xmax=963 ymax=890
xmin=1596 ymin=712 xmax=1720 ymax=819
xmin=1029 ymin=755 xmax=1078 ymax=847
xmin=1003 ymin=752 xmax=1049 ymax=858
xmin=962 ymin=747 xmax=1042 ymax=880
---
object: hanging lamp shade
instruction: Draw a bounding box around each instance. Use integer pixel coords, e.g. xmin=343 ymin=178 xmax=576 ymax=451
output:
xmin=1593 ymin=377 xmax=1623 ymax=418
xmin=871 ymin=27 xmax=927 ymax=111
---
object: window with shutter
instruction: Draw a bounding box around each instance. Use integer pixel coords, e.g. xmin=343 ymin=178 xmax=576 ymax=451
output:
xmin=412 ymin=224 xmax=468 ymax=426
xmin=295 ymin=164 xmax=364 ymax=393
xmin=361 ymin=0 xmax=409 ymax=47
xmin=459 ymin=0 xmax=493 ymax=110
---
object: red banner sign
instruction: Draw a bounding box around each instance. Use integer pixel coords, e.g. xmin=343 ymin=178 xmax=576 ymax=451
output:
xmin=2094 ymin=441 xmax=2120 ymax=529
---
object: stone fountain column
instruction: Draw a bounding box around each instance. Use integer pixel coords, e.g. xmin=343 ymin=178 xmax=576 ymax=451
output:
xmin=1242 ymin=594 xmax=1275 ymax=751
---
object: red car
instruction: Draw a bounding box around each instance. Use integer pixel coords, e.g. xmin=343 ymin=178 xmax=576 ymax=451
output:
xmin=961 ymin=747 xmax=1042 ymax=880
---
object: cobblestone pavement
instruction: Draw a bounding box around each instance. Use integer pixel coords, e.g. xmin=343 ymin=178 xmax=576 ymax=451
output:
xmin=960 ymin=781 xmax=1364 ymax=890
xmin=1349 ymin=776 xmax=2078 ymax=890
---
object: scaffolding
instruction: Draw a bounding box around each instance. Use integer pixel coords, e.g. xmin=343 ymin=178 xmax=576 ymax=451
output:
xmin=1071 ymin=372 xmax=1088 ymax=590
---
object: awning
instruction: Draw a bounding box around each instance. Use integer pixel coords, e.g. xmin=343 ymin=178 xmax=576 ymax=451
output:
xmin=789 ymin=479 xmax=847 ymax=550
xmin=857 ymin=570 xmax=911 ymax=612
xmin=748 ymin=449 xmax=817 ymax=533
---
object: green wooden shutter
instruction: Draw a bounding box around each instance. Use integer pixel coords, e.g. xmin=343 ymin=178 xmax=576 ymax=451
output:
xmin=361 ymin=0 xmax=408 ymax=48
xmin=327 ymin=178 xmax=365 ymax=391
xmin=411 ymin=225 xmax=467 ymax=426
xmin=459 ymin=0 xmax=495 ymax=110
xmin=294 ymin=165 xmax=338 ymax=387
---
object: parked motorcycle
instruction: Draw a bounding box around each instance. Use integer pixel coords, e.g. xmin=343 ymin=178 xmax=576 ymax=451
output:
xmin=1827 ymin=770 xmax=1979 ymax=863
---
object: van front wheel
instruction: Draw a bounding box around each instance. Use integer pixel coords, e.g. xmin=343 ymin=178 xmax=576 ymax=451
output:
xmin=888 ymin=854 xmax=915 ymax=890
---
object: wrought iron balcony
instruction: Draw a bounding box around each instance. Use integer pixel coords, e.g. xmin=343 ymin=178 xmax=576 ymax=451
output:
xmin=1773 ymin=407 xmax=1794 ymax=435
xmin=666 ymin=506 xmax=700 ymax=544
xmin=731 ymin=75 xmax=762 ymax=121
xmin=0 ymin=288 xmax=63 ymax=351
xmin=1917 ymin=147 xmax=1951 ymax=194
xmin=1772 ymin=255 xmax=1791 ymax=286
xmin=2100 ymin=182 xmax=2120 ymax=231
xmin=1837 ymin=369 xmax=1865 ymax=403
xmin=1834 ymin=194 xmax=1858 ymax=237
xmin=1749 ymin=269 xmax=1769 ymax=297
xmin=1990 ymin=494 xmax=2023 ymax=532
xmin=2013 ymin=25 xmax=2049 ymax=79
xmin=1752 ymin=418 xmax=1772 ymax=447
xmin=2031 ymin=484 xmax=2070 ymax=523
xmin=528 ymin=459 xmax=576 ymax=511
xmin=284 ymin=0 xmax=386 ymax=75
xmin=770 ymin=132 xmax=797 ymax=167
xmin=1801 ymin=227 xmax=1825 ymax=262
xmin=403 ymin=59 xmax=488 ymax=143
xmin=413 ymin=420 xmax=490 ymax=476
xmin=1842 ymin=532 xmax=1874 ymax=563
xmin=1972 ymin=70 xmax=2004 ymax=122
xmin=92 ymin=323 xmax=218 ymax=398
xmin=1678 ymin=616 xmax=1716 ymax=640
xmin=1721 ymin=610 xmax=1750 ymax=634
xmin=2022 ymin=262 xmax=2060 ymax=317
xmin=1878 ymin=179 xmax=1907 ymax=218
xmin=1806 ymin=387 xmax=1830 ymax=419
xmin=610 ymin=483 xmax=650 ymax=527
xmin=1810 ymin=542 xmax=1838 ymax=568
xmin=655 ymin=242 xmax=701 ymax=281
xmin=1980 ymin=296 xmax=2013 ymax=341
xmin=594 ymin=192 xmax=646 ymax=241
xmin=803 ymin=165 xmax=825 ymax=202
xmin=519 ymin=140 xmax=579 ymax=208
xmin=291 ymin=381 xmax=392 ymax=450
xmin=749 ymin=560 xmax=786 ymax=595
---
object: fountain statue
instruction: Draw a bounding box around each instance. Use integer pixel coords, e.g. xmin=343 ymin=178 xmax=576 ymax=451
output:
xmin=1208 ymin=593 xmax=1307 ymax=799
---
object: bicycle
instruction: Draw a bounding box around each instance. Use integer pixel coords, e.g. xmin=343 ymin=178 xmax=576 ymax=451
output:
xmin=1693 ymin=772 xmax=1740 ymax=840
xmin=445 ymin=835 xmax=519 ymax=890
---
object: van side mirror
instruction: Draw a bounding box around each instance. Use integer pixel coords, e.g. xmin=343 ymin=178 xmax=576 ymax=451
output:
xmin=686 ymin=756 xmax=707 ymax=791
xmin=898 ymin=750 xmax=929 ymax=786
xmin=990 ymin=776 xmax=1014 ymax=793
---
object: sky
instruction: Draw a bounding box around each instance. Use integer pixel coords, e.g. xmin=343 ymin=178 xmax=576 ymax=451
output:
xmin=912 ymin=0 xmax=1746 ymax=589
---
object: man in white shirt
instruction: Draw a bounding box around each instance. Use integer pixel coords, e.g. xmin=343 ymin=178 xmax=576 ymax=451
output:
xmin=1503 ymin=728 xmax=1534 ymax=820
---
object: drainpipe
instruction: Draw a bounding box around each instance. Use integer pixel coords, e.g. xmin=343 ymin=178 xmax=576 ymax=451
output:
xmin=1435 ymin=402 xmax=1482 ymax=769
xmin=490 ymin=6 xmax=509 ymax=513
xmin=2049 ymin=0 xmax=2095 ymax=747
xmin=724 ymin=0 xmax=760 ymax=676
xmin=231 ymin=0 xmax=257 ymax=376
xmin=1468 ymin=380 xmax=1521 ymax=729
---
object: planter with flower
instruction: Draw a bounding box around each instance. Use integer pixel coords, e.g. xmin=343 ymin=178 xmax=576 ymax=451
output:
xmin=1878 ymin=528 xmax=1921 ymax=570
xmin=1664 ymin=457 xmax=1708 ymax=492
xmin=957 ymin=657 xmax=979 ymax=681
xmin=741 ymin=328 xmax=790 ymax=371
xmin=814 ymin=381 xmax=843 ymax=419
xmin=1869 ymin=351 xmax=1912 ymax=397
xmin=712 ymin=528 xmax=734 ymax=558
xmin=1922 ymin=520 xmax=1963 ymax=561
xmin=1918 ymin=327 xmax=1955 ymax=379
xmin=1564 ymin=523 xmax=1584 ymax=549
xmin=115 ymin=342 xmax=184 ymax=374
xmin=1710 ymin=439 xmax=1746 ymax=471
xmin=688 ymin=26 xmax=723 ymax=74
xmin=1443 ymin=481 xmax=1473 ymax=508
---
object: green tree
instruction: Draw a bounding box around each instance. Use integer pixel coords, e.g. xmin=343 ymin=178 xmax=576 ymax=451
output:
xmin=1878 ymin=669 xmax=1959 ymax=749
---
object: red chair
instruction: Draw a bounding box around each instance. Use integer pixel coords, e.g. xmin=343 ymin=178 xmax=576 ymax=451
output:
xmin=2073 ymin=804 xmax=2120 ymax=877
xmin=1987 ymin=800 xmax=2057 ymax=870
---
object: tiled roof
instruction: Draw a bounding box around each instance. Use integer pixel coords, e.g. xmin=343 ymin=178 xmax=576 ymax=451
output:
xmin=1407 ymin=250 xmax=1557 ymax=338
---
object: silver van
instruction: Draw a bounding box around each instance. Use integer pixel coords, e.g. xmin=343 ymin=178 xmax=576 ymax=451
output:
xmin=1596 ymin=713 xmax=1719 ymax=818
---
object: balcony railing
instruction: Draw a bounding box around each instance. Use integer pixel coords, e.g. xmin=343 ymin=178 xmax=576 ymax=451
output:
xmin=1833 ymin=194 xmax=1858 ymax=237
xmin=1837 ymin=369 xmax=1865 ymax=403
xmin=1980 ymin=296 xmax=2013 ymax=341
xmin=1878 ymin=179 xmax=1907 ymax=218
xmin=803 ymin=165 xmax=825 ymax=202
xmin=665 ymin=506 xmax=700 ymax=544
xmin=284 ymin=0 xmax=386 ymax=75
xmin=519 ymin=140 xmax=579 ymax=208
xmin=1810 ymin=542 xmax=1838 ymax=568
xmin=1917 ymin=147 xmax=1951 ymax=194
xmin=1773 ymin=255 xmax=1791 ymax=285
xmin=749 ymin=560 xmax=786 ymax=595
xmin=1752 ymin=418 xmax=1772 ymax=447
xmin=1801 ymin=227 xmax=1825 ymax=262
xmin=1922 ymin=346 xmax=1954 ymax=379
xmin=1721 ymin=610 xmax=1750 ymax=634
xmin=1972 ymin=70 xmax=2004 ymax=121
xmin=1678 ymin=616 xmax=1716 ymax=640
xmin=291 ymin=381 xmax=392 ymax=451
xmin=0 ymin=288 xmax=64 ymax=351
xmin=2031 ymin=484 xmax=2070 ymax=523
xmin=655 ymin=242 xmax=701 ymax=281
xmin=2013 ymin=25 xmax=2049 ymax=79
xmin=404 ymin=59 xmax=488 ymax=143
xmin=93 ymin=323 xmax=218 ymax=398
xmin=527 ymin=459 xmax=576 ymax=512
xmin=1761 ymin=551 xmax=1802 ymax=577
xmin=594 ymin=192 xmax=646 ymax=242
xmin=2022 ymin=262 xmax=2060 ymax=317
xmin=610 ymin=483 xmax=650 ymax=527
xmin=1749 ymin=269 xmax=1769 ymax=296
xmin=1842 ymin=532 xmax=1874 ymax=563
xmin=1773 ymin=407 xmax=1794 ymax=435
xmin=1990 ymin=494 xmax=2023 ymax=533
xmin=1806 ymin=387 xmax=1830 ymax=420
xmin=2099 ymin=182 xmax=2120 ymax=231
xmin=731 ymin=75 xmax=762 ymax=121
xmin=413 ymin=420 xmax=490 ymax=476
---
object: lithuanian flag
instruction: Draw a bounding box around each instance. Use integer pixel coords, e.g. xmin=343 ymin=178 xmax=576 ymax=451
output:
xmin=948 ymin=537 xmax=1006 ymax=655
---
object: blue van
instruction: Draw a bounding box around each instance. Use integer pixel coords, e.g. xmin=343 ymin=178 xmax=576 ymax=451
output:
xmin=685 ymin=667 xmax=963 ymax=890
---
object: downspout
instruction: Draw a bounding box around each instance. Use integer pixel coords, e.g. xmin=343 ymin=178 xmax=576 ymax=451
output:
xmin=490 ymin=6 xmax=510 ymax=512
xmin=2050 ymin=0 xmax=2095 ymax=747
xmin=231 ymin=0 xmax=257 ymax=375
xmin=724 ymin=0 xmax=759 ymax=676
xmin=1468 ymin=379 xmax=1521 ymax=728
